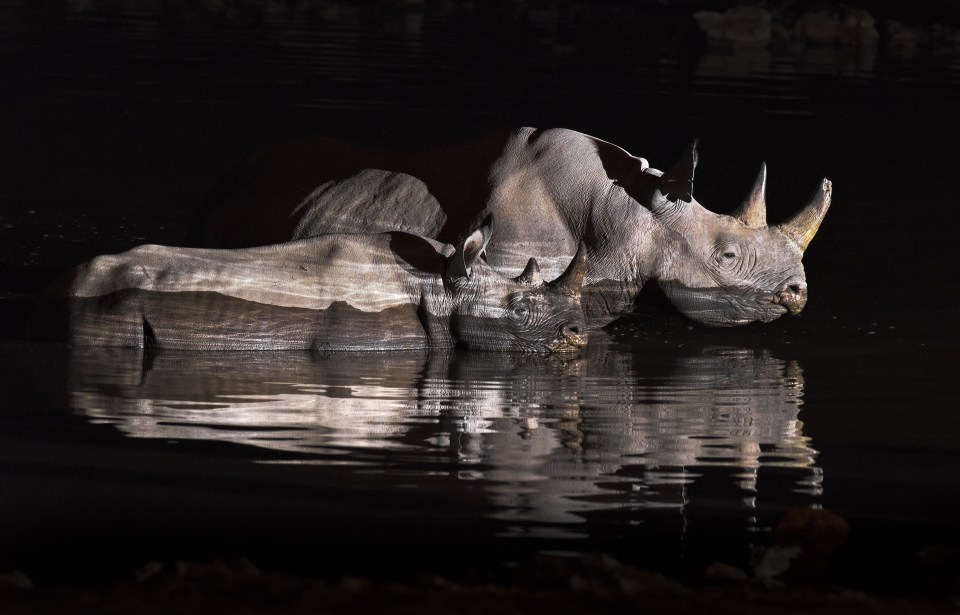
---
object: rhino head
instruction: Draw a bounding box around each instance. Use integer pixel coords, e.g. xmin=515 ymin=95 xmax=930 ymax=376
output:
xmin=445 ymin=225 xmax=588 ymax=353
xmin=641 ymin=144 xmax=831 ymax=327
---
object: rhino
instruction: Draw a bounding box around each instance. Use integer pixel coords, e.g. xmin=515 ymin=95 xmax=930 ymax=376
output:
xmin=190 ymin=127 xmax=831 ymax=328
xmin=68 ymin=224 xmax=588 ymax=353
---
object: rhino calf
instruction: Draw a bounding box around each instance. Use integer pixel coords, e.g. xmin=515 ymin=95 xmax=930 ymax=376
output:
xmin=67 ymin=225 xmax=588 ymax=353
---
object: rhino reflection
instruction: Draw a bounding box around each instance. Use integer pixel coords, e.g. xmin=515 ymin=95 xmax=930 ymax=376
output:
xmin=69 ymin=348 xmax=430 ymax=452
xmin=579 ymin=348 xmax=818 ymax=499
xmin=434 ymin=347 xmax=818 ymax=530
xmin=68 ymin=341 xmax=820 ymax=525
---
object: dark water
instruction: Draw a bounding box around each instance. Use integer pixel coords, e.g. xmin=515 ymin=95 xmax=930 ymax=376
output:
xmin=2 ymin=0 xmax=960 ymax=596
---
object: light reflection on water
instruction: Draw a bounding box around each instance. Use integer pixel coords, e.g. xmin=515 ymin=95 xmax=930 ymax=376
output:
xmin=68 ymin=334 xmax=819 ymax=537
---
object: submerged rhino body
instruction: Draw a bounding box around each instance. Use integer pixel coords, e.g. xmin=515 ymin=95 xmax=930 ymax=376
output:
xmin=69 ymin=226 xmax=588 ymax=353
xmin=190 ymin=127 xmax=831 ymax=328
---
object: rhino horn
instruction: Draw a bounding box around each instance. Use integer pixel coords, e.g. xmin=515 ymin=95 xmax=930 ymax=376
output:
xmin=551 ymin=243 xmax=588 ymax=298
xmin=778 ymin=178 xmax=832 ymax=252
xmin=732 ymin=162 xmax=768 ymax=229
xmin=515 ymin=258 xmax=543 ymax=286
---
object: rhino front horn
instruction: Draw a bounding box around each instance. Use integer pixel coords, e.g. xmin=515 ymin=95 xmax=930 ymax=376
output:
xmin=733 ymin=162 xmax=767 ymax=229
xmin=778 ymin=178 xmax=832 ymax=252
xmin=552 ymin=243 xmax=588 ymax=298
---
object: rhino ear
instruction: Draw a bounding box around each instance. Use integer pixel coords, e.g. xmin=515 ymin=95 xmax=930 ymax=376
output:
xmin=656 ymin=139 xmax=698 ymax=205
xmin=449 ymin=223 xmax=492 ymax=279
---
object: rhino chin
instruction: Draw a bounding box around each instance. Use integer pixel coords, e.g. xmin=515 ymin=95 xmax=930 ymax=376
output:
xmin=681 ymin=304 xmax=788 ymax=327
xmin=660 ymin=282 xmax=791 ymax=327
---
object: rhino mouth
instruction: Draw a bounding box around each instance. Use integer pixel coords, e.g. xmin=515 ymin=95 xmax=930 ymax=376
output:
xmin=756 ymin=293 xmax=790 ymax=317
xmin=546 ymin=332 xmax=588 ymax=354
xmin=757 ymin=286 xmax=807 ymax=316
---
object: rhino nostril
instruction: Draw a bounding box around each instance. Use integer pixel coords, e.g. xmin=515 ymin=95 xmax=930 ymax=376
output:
xmin=776 ymin=283 xmax=808 ymax=315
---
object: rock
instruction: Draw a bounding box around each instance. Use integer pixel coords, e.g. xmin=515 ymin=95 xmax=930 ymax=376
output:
xmin=752 ymin=545 xmax=802 ymax=582
xmin=175 ymin=558 xmax=261 ymax=581
xmin=694 ymin=7 xmax=772 ymax=49
xmin=134 ymin=561 xmax=165 ymax=584
xmin=704 ymin=562 xmax=750 ymax=582
xmin=839 ymin=9 xmax=879 ymax=47
xmin=931 ymin=24 xmax=960 ymax=55
xmin=887 ymin=20 xmax=925 ymax=52
xmin=794 ymin=8 xmax=878 ymax=47
xmin=762 ymin=506 xmax=851 ymax=580
xmin=775 ymin=507 xmax=850 ymax=554
xmin=0 ymin=570 xmax=33 ymax=593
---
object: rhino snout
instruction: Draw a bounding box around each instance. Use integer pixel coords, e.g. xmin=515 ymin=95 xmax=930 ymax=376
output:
xmin=563 ymin=323 xmax=587 ymax=346
xmin=776 ymin=282 xmax=807 ymax=315
xmin=547 ymin=322 xmax=587 ymax=353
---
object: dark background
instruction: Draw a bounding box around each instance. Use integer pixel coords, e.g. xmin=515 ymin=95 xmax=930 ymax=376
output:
xmin=1 ymin=0 xmax=960 ymax=599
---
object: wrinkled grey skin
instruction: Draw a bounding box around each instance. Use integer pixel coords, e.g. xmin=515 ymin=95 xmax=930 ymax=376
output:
xmin=281 ymin=128 xmax=832 ymax=328
xmin=68 ymin=226 xmax=588 ymax=353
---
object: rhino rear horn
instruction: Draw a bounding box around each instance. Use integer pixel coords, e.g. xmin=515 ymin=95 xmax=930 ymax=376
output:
xmin=515 ymin=258 xmax=543 ymax=286
xmin=778 ymin=178 xmax=832 ymax=252
xmin=732 ymin=162 xmax=768 ymax=229
xmin=551 ymin=243 xmax=588 ymax=298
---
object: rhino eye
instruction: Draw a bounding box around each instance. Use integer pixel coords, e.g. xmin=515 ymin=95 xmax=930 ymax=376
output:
xmin=715 ymin=244 xmax=740 ymax=266
xmin=507 ymin=297 xmax=534 ymax=324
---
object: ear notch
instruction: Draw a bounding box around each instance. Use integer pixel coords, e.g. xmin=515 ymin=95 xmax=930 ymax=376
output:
xmin=652 ymin=139 xmax=698 ymax=207
xmin=448 ymin=219 xmax=492 ymax=279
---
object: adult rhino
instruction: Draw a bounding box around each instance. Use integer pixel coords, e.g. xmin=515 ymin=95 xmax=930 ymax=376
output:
xmin=189 ymin=127 xmax=831 ymax=328
xmin=68 ymin=224 xmax=588 ymax=353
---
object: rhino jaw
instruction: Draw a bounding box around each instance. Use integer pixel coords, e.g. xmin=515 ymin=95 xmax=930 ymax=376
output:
xmin=756 ymin=281 xmax=807 ymax=316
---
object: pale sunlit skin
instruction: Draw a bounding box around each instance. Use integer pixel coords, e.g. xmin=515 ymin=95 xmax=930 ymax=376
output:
xmin=68 ymin=227 xmax=589 ymax=353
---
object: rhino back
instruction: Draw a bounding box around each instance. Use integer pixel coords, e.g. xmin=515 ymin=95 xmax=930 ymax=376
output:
xmin=71 ymin=236 xmax=421 ymax=313
xmin=286 ymin=128 xmax=644 ymax=280
xmin=68 ymin=234 xmax=453 ymax=350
